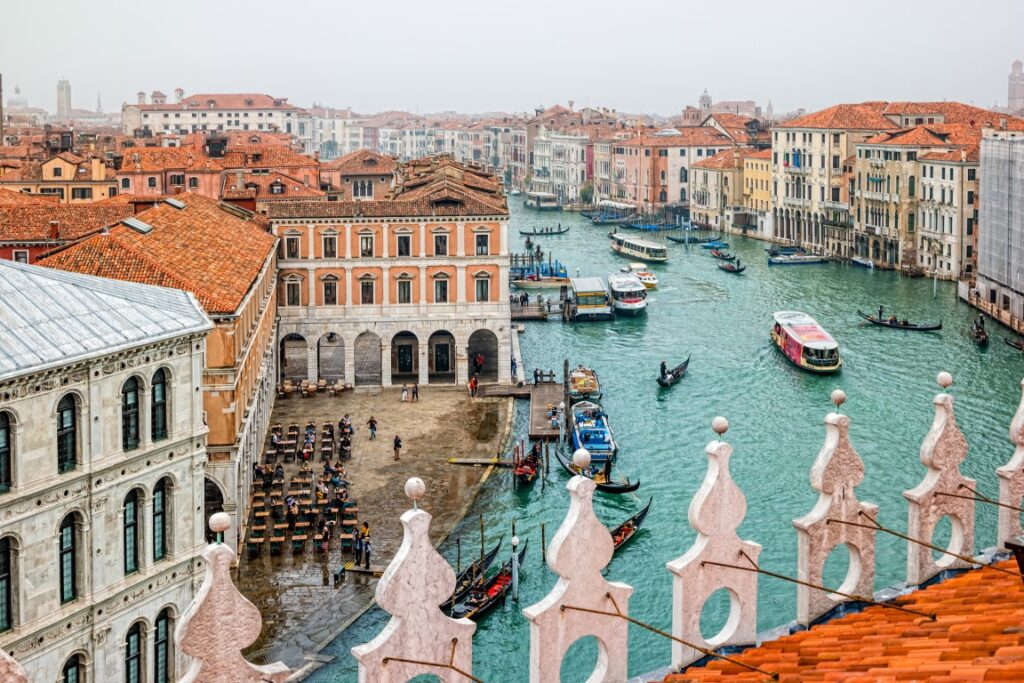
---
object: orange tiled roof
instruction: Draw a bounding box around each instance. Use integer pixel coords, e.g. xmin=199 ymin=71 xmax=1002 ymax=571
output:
xmin=0 ymin=188 xmax=60 ymax=205
xmin=746 ymin=148 xmax=772 ymax=160
xmin=691 ymin=148 xmax=759 ymax=170
xmin=135 ymin=93 xmax=302 ymax=111
xmin=39 ymin=193 xmax=275 ymax=314
xmin=117 ymin=147 xmax=224 ymax=174
xmin=0 ymin=204 xmax=133 ymax=243
xmin=220 ymin=145 xmax=317 ymax=170
xmin=222 ymin=171 xmax=325 ymax=200
xmin=619 ymin=128 xmax=734 ymax=148
xmin=778 ymin=102 xmax=898 ymax=130
xmin=882 ymin=101 xmax=1024 ymax=128
xmin=664 ymin=559 xmax=1024 ymax=682
xmin=322 ymin=149 xmax=398 ymax=176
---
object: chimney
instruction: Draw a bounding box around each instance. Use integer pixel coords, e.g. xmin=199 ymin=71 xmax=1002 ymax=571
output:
xmin=235 ymin=170 xmax=244 ymax=189
xmin=175 ymin=88 xmax=184 ymax=104
xmin=137 ymin=91 xmax=146 ymax=105
xmin=1000 ymin=117 xmax=1008 ymax=130
xmin=91 ymin=157 xmax=103 ymax=181
xmin=48 ymin=220 xmax=59 ymax=240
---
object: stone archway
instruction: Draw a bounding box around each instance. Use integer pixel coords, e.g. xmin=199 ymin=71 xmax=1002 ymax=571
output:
xmin=467 ymin=329 xmax=499 ymax=383
xmin=390 ymin=331 xmax=419 ymax=384
xmin=317 ymin=333 xmax=344 ymax=383
xmin=280 ymin=333 xmax=308 ymax=381
xmin=428 ymin=330 xmax=456 ymax=384
xmin=354 ymin=331 xmax=382 ymax=386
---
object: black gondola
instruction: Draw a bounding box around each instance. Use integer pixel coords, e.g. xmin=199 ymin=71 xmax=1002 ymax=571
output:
xmin=1006 ymin=337 xmax=1024 ymax=351
xmin=514 ymin=447 xmax=541 ymax=484
xmin=449 ymin=540 xmax=528 ymax=621
xmin=709 ymin=249 xmax=735 ymax=261
xmin=657 ymin=356 xmax=690 ymax=388
xmin=610 ymin=498 xmax=652 ymax=552
xmin=519 ymin=225 xmax=570 ymax=236
xmin=553 ymin=449 xmax=640 ymax=494
xmin=857 ymin=310 xmax=942 ymax=331
xmin=441 ymin=537 xmax=503 ymax=613
xmin=969 ymin=324 xmax=989 ymax=347
xmin=717 ymin=262 xmax=746 ymax=274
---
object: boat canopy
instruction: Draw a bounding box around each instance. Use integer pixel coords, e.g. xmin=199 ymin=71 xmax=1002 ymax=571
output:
xmin=571 ymin=277 xmax=607 ymax=294
xmin=772 ymin=311 xmax=838 ymax=350
xmin=607 ymin=273 xmax=646 ymax=292
xmin=527 ymin=191 xmax=557 ymax=199
xmin=598 ymin=200 xmax=635 ymax=210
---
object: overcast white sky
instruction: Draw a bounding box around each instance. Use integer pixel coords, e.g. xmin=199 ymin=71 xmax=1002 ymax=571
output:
xmin=2 ymin=0 xmax=1022 ymax=116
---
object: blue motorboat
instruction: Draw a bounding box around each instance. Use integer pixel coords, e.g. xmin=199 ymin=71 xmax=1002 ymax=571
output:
xmin=570 ymin=400 xmax=618 ymax=463
xmin=701 ymin=239 xmax=730 ymax=250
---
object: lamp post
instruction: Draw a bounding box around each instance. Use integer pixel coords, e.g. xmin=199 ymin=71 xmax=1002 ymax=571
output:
xmin=558 ymin=401 xmax=566 ymax=445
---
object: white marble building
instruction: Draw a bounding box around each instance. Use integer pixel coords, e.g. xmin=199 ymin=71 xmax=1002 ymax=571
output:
xmin=0 ymin=261 xmax=212 ymax=683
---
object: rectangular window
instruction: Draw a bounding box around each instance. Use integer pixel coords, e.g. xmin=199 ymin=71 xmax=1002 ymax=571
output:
xmin=153 ymin=487 xmax=166 ymax=561
xmin=285 ymin=236 xmax=300 ymax=259
xmin=475 ymin=233 xmax=489 ymax=256
xmin=52 ymin=166 xmax=63 ymax=178
xmin=434 ymin=279 xmax=449 ymax=303
xmin=968 ymin=169 xmax=976 ymax=181
xmin=397 ymin=279 xmax=412 ymax=304
xmin=286 ymin=281 xmax=301 ymax=306
xmin=323 ymin=280 xmax=338 ymax=305
xmin=322 ymin=235 xmax=337 ymax=258
xmin=12 ymin=250 xmax=28 ymax=264
xmin=0 ymin=539 xmax=10 ymax=632
xmin=396 ymin=234 xmax=411 ymax=257
xmin=71 ymin=188 xmax=92 ymax=200
xmin=60 ymin=522 xmax=75 ymax=603
xmin=360 ymin=234 xmax=374 ymax=257
xmin=434 ymin=234 xmax=448 ymax=256
xmin=124 ymin=497 xmax=138 ymax=574
xmin=475 ymin=278 xmax=490 ymax=302
xmin=360 ymin=280 xmax=375 ymax=304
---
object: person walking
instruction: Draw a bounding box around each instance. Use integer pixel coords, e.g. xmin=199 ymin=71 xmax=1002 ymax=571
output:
xmin=401 ymin=383 xmax=409 ymax=402
xmin=353 ymin=529 xmax=364 ymax=565
xmin=393 ymin=435 xmax=402 ymax=461
xmin=366 ymin=416 xmax=377 ymax=440
xmin=362 ymin=535 xmax=372 ymax=570
xmin=469 ymin=375 xmax=478 ymax=398
xmin=412 ymin=383 xmax=419 ymax=402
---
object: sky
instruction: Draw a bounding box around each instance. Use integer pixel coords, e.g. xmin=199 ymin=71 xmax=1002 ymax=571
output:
xmin=2 ymin=0 xmax=1022 ymax=117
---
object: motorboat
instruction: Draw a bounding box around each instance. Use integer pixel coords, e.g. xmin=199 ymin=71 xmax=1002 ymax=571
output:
xmin=607 ymin=272 xmax=648 ymax=316
xmin=771 ymin=311 xmax=842 ymax=374
xmin=622 ymin=262 xmax=658 ymax=289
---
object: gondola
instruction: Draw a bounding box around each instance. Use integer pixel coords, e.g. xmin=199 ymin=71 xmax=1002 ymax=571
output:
xmin=441 ymin=537 xmax=503 ymax=613
xmin=666 ymin=234 xmax=690 ymax=244
xmin=657 ymin=356 xmax=690 ymax=388
xmin=969 ymin=324 xmax=989 ymax=347
xmin=553 ymin=448 xmax=640 ymax=494
xmin=519 ymin=226 xmax=570 ymax=236
xmin=857 ymin=310 xmax=942 ymax=331
xmin=610 ymin=498 xmax=652 ymax=552
xmin=709 ymin=249 xmax=735 ymax=261
xmin=717 ymin=262 xmax=746 ymax=274
xmin=514 ymin=448 xmax=541 ymax=484
xmin=449 ymin=540 xmax=528 ymax=621
xmin=1006 ymin=337 xmax=1024 ymax=352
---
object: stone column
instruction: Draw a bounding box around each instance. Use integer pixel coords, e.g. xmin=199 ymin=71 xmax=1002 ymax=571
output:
xmin=141 ymin=498 xmax=154 ymax=572
xmin=499 ymin=218 xmax=508 ymax=255
xmin=307 ymin=341 xmax=318 ymax=382
xmin=345 ymin=267 xmax=353 ymax=307
xmin=456 ymin=265 xmax=466 ymax=303
xmin=456 ymin=221 xmax=465 ymax=256
xmin=418 ymin=344 xmax=430 ymax=386
xmin=343 ymin=335 xmax=356 ymax=387
xmin=456 ymin=346 xmax=468 ymax=386
xmin=344 ymin=223 xmax=352 ymax=258
xmin=381 ymin=223 xmax=389 ymax=258
xmin=418 ymin=222 xmax=427 ymax=256
xmin=381 ymin=341 xmax=392 ymax=387
xmin=382 ymin=266 xmax=390 ymax=307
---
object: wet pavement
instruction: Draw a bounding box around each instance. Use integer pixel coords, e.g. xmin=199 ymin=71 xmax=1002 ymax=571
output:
xmin=234 ymin=386 xmax=511 ymax=668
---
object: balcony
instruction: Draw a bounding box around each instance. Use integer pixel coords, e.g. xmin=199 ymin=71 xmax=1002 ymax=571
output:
xmin=822 ymin=200 xmax=849 ymax=212
xmin=784 ymin=164 xmax=811 ymax=175
xmin=783 ymin=196 xmax=811 ymax=208
xmin=860 ymin=190 xmax=895 ymax=203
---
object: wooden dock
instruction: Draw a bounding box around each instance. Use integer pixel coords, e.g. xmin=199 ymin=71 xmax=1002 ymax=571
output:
xmin=511 ymin=302 xmax=558 ymax=321
xmin=528 ymin=382 xmax=564 ymax=441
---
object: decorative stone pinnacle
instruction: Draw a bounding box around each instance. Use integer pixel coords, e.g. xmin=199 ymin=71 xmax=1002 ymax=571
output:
xmin=404 ymin=477 xmax=425 ymax=509
xmin=831 ymin=388 xmax=847 ymax=409
xmin=572 ymin=447 xmax=591 ymax=468
xmin=937 ymin=371 xmax=953 ymax=390
xmin=512 ymin=535 xmax=520 ymax=548
xmin=209 ymin=511 xmax=230 ymax=534
xmin=712 ymin=416 xmax=729 ymax=435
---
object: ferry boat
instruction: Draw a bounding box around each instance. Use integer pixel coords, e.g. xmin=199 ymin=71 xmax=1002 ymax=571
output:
xmin=523 ymin=191 xmax=559 ymax=211
xmin=609 ymin=233 xmax=668 ymax=263
xmin=607 ymin=272 xmax=648 ymax=316
xmin=563 ymin=277 xmax=613 ymax=321
xmin=568 ymin=366 xmax=601 ymax=403
xmin=622 ymin=263 xmax=658 ymax=289
xmin=570 ymin=400 xmax=618 ymax=463
xmin=770 ymin=311 xmax=842 ymax=374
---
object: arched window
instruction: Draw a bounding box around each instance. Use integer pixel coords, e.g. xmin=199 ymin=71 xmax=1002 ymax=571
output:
xmin=57 ymin=395 xmax=76 ymax=473
xmin=151 ymin=369 xmax=168 ymax=441
xmin=124 ymin=490 xmax=140 ymax=575
xmin=0 ymin=537 xmax=12 ymax=632
xmin=366 ymin=180 xmax=373 ymax=197
xmin=153 ymin=479 xmax=168 ymax=561
xmin=122 ymin=377 xmax=140 ymax=450
xmin=61 ymin=654 xmax=82 ymax=683
xmin=679 ymin=168 xmax=688 ymax=183
xmin=59 ymin=514 xmax=77 ymax=603
xmin=154 ymin=608 xmax=172 ymax=683
xmin=125 ymin=622 xmax=143 ymax=683
xmin=0 ymin=412 xmax=11 ymax=493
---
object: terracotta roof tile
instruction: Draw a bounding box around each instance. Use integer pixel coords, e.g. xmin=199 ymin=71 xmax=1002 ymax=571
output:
xmin=778 ymin=102 xmax=898 ymax=130
xmin=39 ymin=193 xmax=275 ymax=314
xmin=692 ymin=148 xmax=760 ymax=170
xmin=0 ymin=204 xmax=133 ymax=243
xmin=619 ymin=128 xmax=734 ymax=147
xmin=0 ymin=189 xmax=60 ymax=206
xmin=118 ymin=147 xmax=224 ymax=174
xmin=322 ymin=149 xmax=398 ymax=175
xmin=222 ymin=171 xmax=325 ymax=200
xmin=662 ymin=560 xmax=1024 ymax=682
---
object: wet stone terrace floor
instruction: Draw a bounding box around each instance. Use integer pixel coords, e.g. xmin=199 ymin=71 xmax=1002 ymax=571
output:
xmin=234 ymin=386 xmax=510 ymax=667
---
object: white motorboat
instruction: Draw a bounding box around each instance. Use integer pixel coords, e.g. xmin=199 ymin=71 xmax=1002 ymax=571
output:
xmin=607 ymin=272 xmax=648 ymax=315
xmin=622 ymin=262 xmax=659 ymax=289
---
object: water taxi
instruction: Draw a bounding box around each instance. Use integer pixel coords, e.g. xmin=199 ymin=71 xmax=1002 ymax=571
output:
xmin=568 ymin=365 xmax=601 ymax=403
xmin=622 ymin=263 xmax=658 ymax=289
xmin=569 ymin=400 xmax=618 ymax=462
xmin=607 ymin=272 xmax=648 ymax=316
xmin=609 ymin=233 xmax=668 ymax=263
xmin=768 ymin=254 xmax=829 ymax=266
xmin=564 ymin=277 xmax=613 ymax=321
xmin=850 ymin=256 xmax=874 ymax=269
xmin=523 ymin=191 xmax=559 ymax=211
xmin=770 ymin=311 xmax=842 ymax=373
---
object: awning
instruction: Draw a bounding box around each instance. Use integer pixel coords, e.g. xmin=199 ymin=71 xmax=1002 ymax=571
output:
xmin=598 ymin=200 xmax=635 ymax=210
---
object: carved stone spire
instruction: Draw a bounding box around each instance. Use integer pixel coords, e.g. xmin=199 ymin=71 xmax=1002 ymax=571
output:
xmin=997 ymin=378 xmax=1024 ymax=549
xmin=0 ymin=649 xmax=27 ymax=683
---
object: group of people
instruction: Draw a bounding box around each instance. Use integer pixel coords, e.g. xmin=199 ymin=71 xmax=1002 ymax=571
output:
xmin=353 ymin=522 xmax=372 ymax=569
xmin=400 ymin=383 xmax=420 ymax=402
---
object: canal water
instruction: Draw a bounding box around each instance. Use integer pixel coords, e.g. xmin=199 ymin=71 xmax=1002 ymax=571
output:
xmin=309 ymin=203 xmax=1023 ymax=682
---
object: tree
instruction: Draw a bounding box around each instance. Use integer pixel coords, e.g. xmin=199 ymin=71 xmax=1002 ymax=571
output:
xmin=579 ymin=183 xmax=594 ymax=205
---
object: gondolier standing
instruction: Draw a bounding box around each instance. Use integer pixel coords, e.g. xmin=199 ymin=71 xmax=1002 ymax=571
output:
xmin=660 ymin=360 xmax=668 ymax=381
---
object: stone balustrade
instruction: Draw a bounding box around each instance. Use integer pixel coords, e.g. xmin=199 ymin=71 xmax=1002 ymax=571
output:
xmin=5 ymin=370 xmax=1023 ymax=681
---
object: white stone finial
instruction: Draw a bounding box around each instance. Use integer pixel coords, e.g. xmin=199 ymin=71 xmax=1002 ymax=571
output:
xmin=512 ymin=535 xmax=520 ymax=548
xmin=937 ymin=371 xmax=953 ymax=390
xmin=0 ymin=650 xmax=27 ymax=683
xmin=712 ymin=416 xmax=729 ymax=435
xmin=793 ymin=409 xmax=877 ymax=626
xmin=353 ymin=508 xmax=475 ymax=682
xmin=903 ymin=387 xmax=974 ymax=586
xmin=175 ymin=518 xmax=290 ymax=682
xmin=405 ymin=477 xmax=426 ymax=501
xmin=572 ymin=447 xmax=591 ymax=469
xmin=997 ymin=378 xmax=1024 ymax=549
xmin=831 ymin=389 xmax=847 ymax=409
xmin=523 ymin=475 xmax=633 ymax=682
xmin=667 ymin=433 xmax=760 ymax=668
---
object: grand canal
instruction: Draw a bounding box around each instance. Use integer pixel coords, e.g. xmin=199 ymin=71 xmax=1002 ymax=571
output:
xmin=310 ymin=203 xmax=1024 ymax=681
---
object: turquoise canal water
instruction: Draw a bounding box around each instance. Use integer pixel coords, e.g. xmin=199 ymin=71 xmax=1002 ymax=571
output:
xmin=310 ymin=203 xmax=1024 ymax=682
